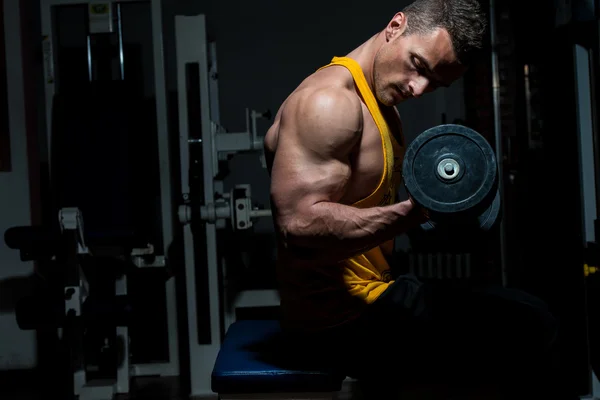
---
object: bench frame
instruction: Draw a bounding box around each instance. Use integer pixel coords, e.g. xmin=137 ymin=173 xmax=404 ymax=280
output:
xmin=219 ymin=393 xmax=336 ymax=400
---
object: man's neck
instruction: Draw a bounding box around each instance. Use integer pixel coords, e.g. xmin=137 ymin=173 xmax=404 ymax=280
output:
xmin=345 ymin=32 xmax=386 ymax=95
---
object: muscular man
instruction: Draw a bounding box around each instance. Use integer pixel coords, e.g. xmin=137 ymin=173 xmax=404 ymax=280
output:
xmin=264 ymin=0 xmax=571 ymax=397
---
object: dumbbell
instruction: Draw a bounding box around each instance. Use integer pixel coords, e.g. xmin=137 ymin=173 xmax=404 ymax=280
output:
xmin=402 ymin=124 xmax=501 ymax=234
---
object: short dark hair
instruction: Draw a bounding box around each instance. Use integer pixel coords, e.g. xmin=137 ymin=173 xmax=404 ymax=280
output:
xmin=402 ymin=0 xmax=487 ymax=64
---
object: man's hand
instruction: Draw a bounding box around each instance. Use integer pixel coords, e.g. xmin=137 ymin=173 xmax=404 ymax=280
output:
xmin=402 ymin=197 xmax=430 ymax=225
xmin=406 ymin=195 xmax=430 ymax=223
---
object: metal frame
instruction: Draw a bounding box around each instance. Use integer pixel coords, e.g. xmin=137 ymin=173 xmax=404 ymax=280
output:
xmin=39 ymin=0 xmax=179 ymax=388
xmin=488 ymin=0 xmax=508 ymax=287
xmin=574 ymin=43 xmax=600 ymax=400
xmin=176 ymin=14 xmax=276 ymax=397
xmin=176 ymin=14 xmax=221 ymax=397
xmin=574 ymin=44 xmax=597 ymax=248
xmin=219 ymin=393 xmax=335 ymax=400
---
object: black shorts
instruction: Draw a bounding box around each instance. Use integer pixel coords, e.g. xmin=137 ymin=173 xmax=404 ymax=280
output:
xmin=298 ymin=274 xmax=570 ymax=397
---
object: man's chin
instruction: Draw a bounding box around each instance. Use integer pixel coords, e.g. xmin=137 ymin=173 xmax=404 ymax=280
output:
xmin=390 ymin=89 xmax=409 ymax=105
xmin=375 ymin=90 xmax=405 ymax=106
xmin=376 ymin=94 xmax=398 ymax=107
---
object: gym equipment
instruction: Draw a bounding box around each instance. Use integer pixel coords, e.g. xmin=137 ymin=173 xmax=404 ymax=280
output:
xmin=6 ymin=208 xmax=168 ymax=397
xmin=10 ymin=8 xmax=273 ymax=399
xmin=14 ymin=6 xmax=274 ymax=400
xmin=6 ymin=1 xmax=179 ymax=399
xmin=212 ymin=320 xmax=344 ymax=399
xmin=174 ymin=15 xmax=275 ymax=397
xmin=403 ymin=124 xmax=500 ymax=230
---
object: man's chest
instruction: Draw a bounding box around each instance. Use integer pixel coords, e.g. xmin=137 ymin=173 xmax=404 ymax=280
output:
xmin=357 ymin=105 xmax=405 ymax=169
xmin=343 ymin=107 xmax=405 ymax=204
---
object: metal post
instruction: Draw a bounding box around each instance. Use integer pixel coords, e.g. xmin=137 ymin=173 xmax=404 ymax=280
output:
xmin=117 ymin=3 xmax=124 ymax=80
xmin=488 ymin=0 xmax=509 ymax=286
xmin=115 ymin=276 xmax=129 ymax=394
xmin=573 ymin=43 xmax=600 ymax=399
xmin=176 ymin=14 xmax=221 ymax=397
xmin=40 ymin=1 xmax=55 ymax=170
xmin=149 ymin=0 xmax=180 ymax=378
xmin=208 ymin=41 xmax=220 ymax=124
xmin=574 ymin=45 xmax=598 ymax=246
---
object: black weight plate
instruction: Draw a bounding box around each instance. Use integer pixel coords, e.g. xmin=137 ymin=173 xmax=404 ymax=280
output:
xmin=403 ymin=124 xmax=498 ymax=219
xmin=477 ymin=188 xmax=501 ymax=231
xmin=416 ymin=188 xmax=501 ymax=233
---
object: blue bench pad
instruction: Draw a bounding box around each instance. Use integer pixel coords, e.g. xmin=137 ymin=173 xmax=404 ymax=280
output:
xmin=211 ymin=320 xmax=344 ymax=394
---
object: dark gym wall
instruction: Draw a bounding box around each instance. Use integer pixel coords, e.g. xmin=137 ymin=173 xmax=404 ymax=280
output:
xmin=499 ymin=0 xmax=597 ymax=394
xmin=0 ymin=0 xmax=10 ymax=172
xmin=0 ymin=0 xmax=38 ymax=371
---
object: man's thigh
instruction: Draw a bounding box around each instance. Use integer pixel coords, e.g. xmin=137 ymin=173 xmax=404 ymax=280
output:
xmin=347 ymin=276 xmax=558 ymax=382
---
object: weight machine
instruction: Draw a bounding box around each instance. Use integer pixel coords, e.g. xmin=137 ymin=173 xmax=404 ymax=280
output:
xmin=17 ymin=1 xmax=179 ymax=398
xmin=5 ymin=2 xmax=275 ymax=399
xmin=173 ymin=15 xmax=275 ymax=397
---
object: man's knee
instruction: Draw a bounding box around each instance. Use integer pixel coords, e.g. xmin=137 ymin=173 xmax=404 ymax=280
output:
xmin=539 ymin=306 xmax=559 ymax=349
xmin=468 ymin=286 xmax=558 ymax=355
xmin=508 ymin=289 xmax=558 ymax=351
xmin=499 ymin=289 xmax=559 ymax=365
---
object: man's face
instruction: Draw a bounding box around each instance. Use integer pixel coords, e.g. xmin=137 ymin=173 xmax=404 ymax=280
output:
xmin=373 ymin=15 xmax=467 ymax=106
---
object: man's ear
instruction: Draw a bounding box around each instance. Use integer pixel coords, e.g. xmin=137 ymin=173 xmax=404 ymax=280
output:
xmin=385 ymin=12 xmax=407 ymax=41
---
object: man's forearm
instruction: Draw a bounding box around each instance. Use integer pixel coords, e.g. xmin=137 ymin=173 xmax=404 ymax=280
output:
xmin=283 ymin=201 xmax=416 ymax=263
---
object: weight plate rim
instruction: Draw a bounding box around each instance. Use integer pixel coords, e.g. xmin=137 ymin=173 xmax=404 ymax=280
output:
xmin=402 ymin=124 xmax=497 ymax=215
xmin=478 ymin=188 xmax=501 ymax=231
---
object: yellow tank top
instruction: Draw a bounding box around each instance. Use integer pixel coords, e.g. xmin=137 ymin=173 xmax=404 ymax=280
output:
xmin=318 ymin=56 xmax=405 ymax=304
xmin=278 ymin=57 xmax=405 ymax=333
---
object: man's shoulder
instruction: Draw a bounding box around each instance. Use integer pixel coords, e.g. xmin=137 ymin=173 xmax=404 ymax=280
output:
xmin=311 ymin=64 xmax=360 ymax=100
xmin=285 ymin=69 xmax=363 ymax=120
xmin=275 ymin=76 xmax=363 ymax=154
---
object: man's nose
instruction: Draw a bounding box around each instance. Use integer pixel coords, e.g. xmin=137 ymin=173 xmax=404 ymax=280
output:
xmin=409 ymin=77 xmax=430 ymax=98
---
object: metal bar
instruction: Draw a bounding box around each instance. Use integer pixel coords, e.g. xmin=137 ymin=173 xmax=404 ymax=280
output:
xmin=219 ymin=393 xmax=335 ymax=400
xmin=215 ymin=132 xmax=252 ymax=152
xmin=46 ymin=0 xmax=144 ymax=4
xmin=86 ymin=35 xmax=92 ymax=81
xmin=573 ymin=42 xmax=600 ymax=400
xmin=115 ymin=276 xmax=129 ymax=393
xmin=175 ymin=16 xmax=196 ymax=392
xmin=489 ymin=0 xmax=509 ymax=286
xmin=249 ymin=209 xmax=272 ymax=218
xmin=208 ymin=41 xmax=220 ymax=123
xmin=130 ymin=363 xmax=179 ymax=377
xmin=197 ymin=13 xmax=222 ymax=395
xmin=574 ymin=44 xmax=598 ymax=245
xmin=150 ymin=0 xmax=179 ymax=378
xmin=176 ymin=14 xmax=221 ymax=397
xmin=592 ymin=46 xmax=600 ymax=219
xmin=524 ymin=65 xmax=534 ymax=148
xmin=40 ymin=2 xmax=54 ymax=169
xmin=117 ymin=2 xmax=124 ymax=80
xmin=233 ymin=289 xmax=280 ymax=309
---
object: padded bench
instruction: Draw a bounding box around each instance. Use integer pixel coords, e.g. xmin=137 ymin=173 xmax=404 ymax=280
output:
xmin=212 ymin=320 xmax=345 ymax=399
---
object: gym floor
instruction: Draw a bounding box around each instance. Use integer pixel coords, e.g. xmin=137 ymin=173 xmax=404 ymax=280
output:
xmin=0 ymin=374 xmax=188 ymax=400
xmin=0 ymin=374 xmax=507 ymax=400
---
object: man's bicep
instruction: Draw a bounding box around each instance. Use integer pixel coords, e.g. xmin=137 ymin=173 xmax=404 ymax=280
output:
xmin=270 ymin=89 xmax=362 ymax=216
xmin=270 ymin=141 xmax=352 ymax=214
